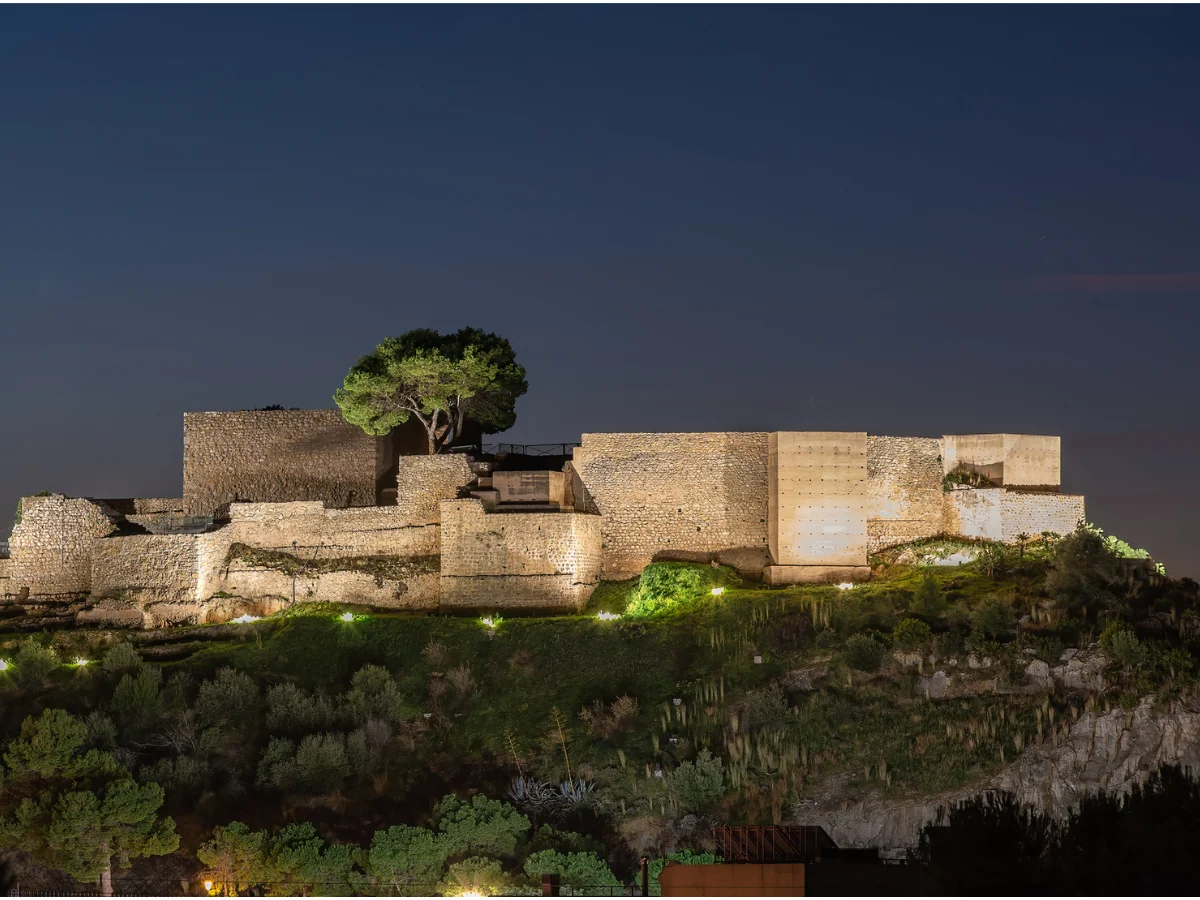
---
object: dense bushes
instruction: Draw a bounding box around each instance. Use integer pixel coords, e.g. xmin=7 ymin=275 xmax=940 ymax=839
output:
xmin=194 ymin=793 xmax=619 ymax=896
xmin=844 ymin=633 xmax=887 ymax=672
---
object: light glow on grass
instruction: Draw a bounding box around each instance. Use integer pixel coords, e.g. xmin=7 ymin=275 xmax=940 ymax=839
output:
xmin=230 ymin=614 xmax=260 ymax=624
xmin=837 ymin=582 xmax=855 ymax=590
xmin=481 ymin=615 xmax=503 ymax=629
xmin=0 ymin=659 xmax=8 ymax=672
xmin=74 ymin=657 xmax=89 ymax=667
xmin=711 ymin=586 xmax=725 ymax=596
xmin=596 ymin=611 xmax=621 ymax=621
xmin=340 ymin=612 xmax=355 ymax=622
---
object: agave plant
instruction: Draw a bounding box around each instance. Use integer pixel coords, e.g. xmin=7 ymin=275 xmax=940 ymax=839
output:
xmin=556 ymin=778 xmax=596 ymax=809
xmin=507 ymin=776 xmax=560 ymax=816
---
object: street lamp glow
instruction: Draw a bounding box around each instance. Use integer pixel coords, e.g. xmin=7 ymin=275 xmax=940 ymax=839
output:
xmin=203 ymin=881 xmax=214 ymax=892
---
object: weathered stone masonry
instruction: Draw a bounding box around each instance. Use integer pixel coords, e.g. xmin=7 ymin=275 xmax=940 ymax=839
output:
xmin=3 ymin=415 xmax=1088 ymax=620
xmin=183 ymin=410 xmax=381 ymax=516
xmin=439 ymin=499 xmax=602 ymax=610
xmin=571 ymin=432 xmax=771 ymax=580
xmin=8 ymin=495 xmax=120 ymax=597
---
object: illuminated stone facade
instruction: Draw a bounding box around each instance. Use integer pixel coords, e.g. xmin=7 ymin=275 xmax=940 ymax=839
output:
xmin=2 ymin=412 xmax=1085 ymax=622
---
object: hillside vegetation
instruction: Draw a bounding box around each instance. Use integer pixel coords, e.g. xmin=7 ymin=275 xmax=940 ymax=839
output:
xmin=1 ymin=524 xmax=1197 ymax=894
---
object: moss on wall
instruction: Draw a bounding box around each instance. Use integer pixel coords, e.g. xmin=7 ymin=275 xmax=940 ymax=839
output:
xmin=225 ymin=542 xmax=439 ymax=584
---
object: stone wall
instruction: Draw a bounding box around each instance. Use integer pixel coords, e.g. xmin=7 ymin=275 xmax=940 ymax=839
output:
xmin=7 ymin=496 xmax=120 ymax=597
xmin=99 ymin=498 xmax=191 ymax=534
xmin=1000 ymin=490 xmax=1085 ymax=541
xmin=866 ymin=436 xmax=944 ymax=551
xmin=91 ymin=534 xmax=200 ymax=611
xmin=943 ymin=488 xmax=1005 ymax=541
xmin=183 ymin=410 xmax=380 ymax=516
xmin=394 ymin=455 xmax=477 ymax=524
xmin=571 ymin=432 xmax=770 ymax=579
xmin=943 ymin=488 xmax=1085 ymax=543
xmin=438 ymin=499 xmax=602 ymax=610
xmin=192 ymin=501 xmax=444 ymax=619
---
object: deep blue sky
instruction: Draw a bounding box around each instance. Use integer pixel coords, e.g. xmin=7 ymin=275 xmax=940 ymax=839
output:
xmin=2 ymin=5 xmax=1198 ymax=576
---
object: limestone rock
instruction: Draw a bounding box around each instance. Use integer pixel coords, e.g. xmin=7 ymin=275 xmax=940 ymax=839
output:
xmin=919 ymin=670 xmax=951 ymax=698
xmin=793 ymin=694 xmax=1200 ymax=851
xmin=1051 ymin=648 xmax=1107 ymax=692
xmin=1025 ymin=659 xmax=1054 ymax=690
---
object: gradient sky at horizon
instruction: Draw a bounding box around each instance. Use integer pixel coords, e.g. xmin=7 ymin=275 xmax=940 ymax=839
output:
xmin=1 ymin=5 xmax=1198 ymax=575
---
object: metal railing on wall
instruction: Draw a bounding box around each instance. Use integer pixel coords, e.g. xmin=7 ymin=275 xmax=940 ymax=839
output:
xmin=481 ymin=443 xmax=581 ymax=457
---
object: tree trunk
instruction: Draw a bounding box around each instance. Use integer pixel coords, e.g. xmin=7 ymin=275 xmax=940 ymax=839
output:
xmin=100 ymin=857 xmax=114 ymax=897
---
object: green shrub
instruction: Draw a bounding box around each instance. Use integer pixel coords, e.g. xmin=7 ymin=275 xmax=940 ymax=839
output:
xmin=266 ymin=683 xmax=335 ymax=735
xmin=140 ymin=754 xmax=211 ymax=795
xmin=110 ymin=667 xmax=165 ymax=737
xmin=195 ymin=667 xmax=261 ymax=731
xmin=433 ymin=793 xmax=531 ymax=858
xmin=668 ymin=748 xmax=725 ymax=812
xmin=625 ymin=563 xmax=707 ymax=618
xmin=293 ymin=733 xmax=351 ymax=793
xmin=343 ymin=665 xmax=407 ymax=727
xmin=844 ymin=633 xmax=887 ymax=672
xmin=11 ymin=640 xmax=59 ymax=688
xmin=969 ymin=597 xmax=1017 ymax=643
xmin=440 ymin=858 xmax=512 ymax=897
xmin=101 ymin=642 xmax=144 ymax=675
xmin=912 ymin=574 xmax=947 ymax=618
xmin=893 ymin=618 xmax=933 ymax=650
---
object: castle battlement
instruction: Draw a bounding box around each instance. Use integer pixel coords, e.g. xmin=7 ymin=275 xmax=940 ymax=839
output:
xmin=1 ymin=411 xmax=1084 ymax=626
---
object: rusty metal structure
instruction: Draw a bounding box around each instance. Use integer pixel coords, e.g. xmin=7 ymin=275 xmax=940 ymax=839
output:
xmin=714 ymin=825 xmax=838 ymax=863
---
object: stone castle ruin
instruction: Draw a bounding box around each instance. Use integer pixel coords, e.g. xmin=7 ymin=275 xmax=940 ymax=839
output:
xmin=0 ymin=410 xmax=1085 ymax=627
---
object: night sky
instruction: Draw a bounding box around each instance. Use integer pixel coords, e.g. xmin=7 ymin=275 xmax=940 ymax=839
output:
xmin=1 ymin=6 xmax=1198 ymax=576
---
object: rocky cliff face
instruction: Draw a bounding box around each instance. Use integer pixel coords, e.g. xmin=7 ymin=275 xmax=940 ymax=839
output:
xmin=794 ymin=653 xmax=1200 ymax=850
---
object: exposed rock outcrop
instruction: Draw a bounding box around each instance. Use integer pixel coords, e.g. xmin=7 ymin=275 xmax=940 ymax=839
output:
xmin=795 ymin=693 xmax=1200 ymax=850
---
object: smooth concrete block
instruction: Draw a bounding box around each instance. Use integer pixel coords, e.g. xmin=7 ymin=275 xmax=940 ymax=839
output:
xmin=763 ymin=565 xmax=871 ymax=585
xmin=769 ymin=432 xmax=868 ymax=568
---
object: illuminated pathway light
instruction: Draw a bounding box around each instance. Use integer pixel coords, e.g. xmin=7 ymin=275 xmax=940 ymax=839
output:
xmin=231 ymin=614 xmax=260 ymax=624
xmin=0 ymin=659 xmax=8 ymax=672
xmin=837 ymin=582 xmax=855 ymax=590
xmin=711 ymin=586 xmax=725 ymax=596
xmin=340 ymin=612 xmax=355 ymax=622
xmin=596 ymin=611 xmax=621 ymax=621
xmin=481 ymin=616 xmax=497 ymax=628
xmin=203 ymin=881 xmax=214 ymax=892
xmin=74 ymin=657 xmax=89 ymax=667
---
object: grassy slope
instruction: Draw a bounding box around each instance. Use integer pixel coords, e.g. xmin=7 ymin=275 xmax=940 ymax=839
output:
xmin=3 ymin=539 xmax=1171 ymax=852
